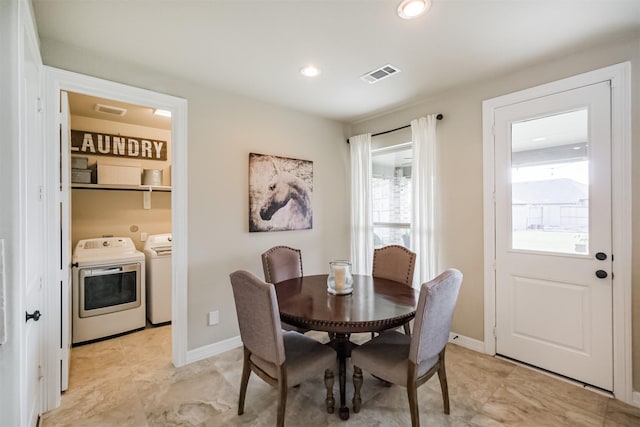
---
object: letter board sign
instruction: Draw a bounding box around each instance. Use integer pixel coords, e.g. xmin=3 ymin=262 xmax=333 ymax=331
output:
xmin=70 ymin=130 xmax=168 ymax=161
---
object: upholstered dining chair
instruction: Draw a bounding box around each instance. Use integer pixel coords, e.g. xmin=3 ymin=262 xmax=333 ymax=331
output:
xmin=230 ymin=270 xmax=336 ymax=427
xmin=351 ymin=269 xmax=463 ymax=427
xmin=372 ymin=245 xmax=416 ymax=335
xmin=261 ymin=246 xmax=309 ymax=333
xmin=262 ymin=245 xmax=303 ymax=284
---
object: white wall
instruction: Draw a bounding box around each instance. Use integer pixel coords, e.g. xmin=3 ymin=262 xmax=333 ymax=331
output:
xmin=350 ymin=34 xmax=640 ymax=390
xmin=0 ymin=1 xmax=21 ymax=425
xmin=39 ymin=39 xmax=351 ymax=350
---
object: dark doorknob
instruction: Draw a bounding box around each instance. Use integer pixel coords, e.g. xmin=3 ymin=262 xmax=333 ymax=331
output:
xmin=595 ymin=252 xmax=607 ymax=261
xmin=25 ymin=310 xmax=41 ymax=322
xmin=595 ymin=270 xmax=608 ymax=279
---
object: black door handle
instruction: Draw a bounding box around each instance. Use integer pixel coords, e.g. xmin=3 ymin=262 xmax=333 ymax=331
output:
xmin=25 ymin=310 xmax=41 ymax=322
xmin=595 ymin=252 xmax=607 ymax=261
xmin=595 ymin=270 xmax=608 ymax=279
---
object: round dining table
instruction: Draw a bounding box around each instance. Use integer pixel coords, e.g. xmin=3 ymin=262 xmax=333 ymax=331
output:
xmin=275 ymin=274 xmax=419 ymax=420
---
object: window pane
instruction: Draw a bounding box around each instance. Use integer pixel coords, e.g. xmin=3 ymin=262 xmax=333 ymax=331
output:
xmin=372 ymin=145 xmax=412 ymax=217
xmin=373 ymin=226 xmax=411 ymax=249
xmin=511 ymin=109 xmax=589 ymax=254
xmin=372 ymin=144 xmax=412 ymax=249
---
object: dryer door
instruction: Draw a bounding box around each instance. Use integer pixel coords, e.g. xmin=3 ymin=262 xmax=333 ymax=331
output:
xmin=79 ymin=262 xmax=141 ymax=317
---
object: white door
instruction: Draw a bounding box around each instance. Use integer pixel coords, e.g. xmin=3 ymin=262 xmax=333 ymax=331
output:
xmin=494 ymin=81 xmax=613 ymax=390
xmin=21 ymin=26 xmax=45 ymax=426
xmin=60 ymin=91 xmax=72 ymax=391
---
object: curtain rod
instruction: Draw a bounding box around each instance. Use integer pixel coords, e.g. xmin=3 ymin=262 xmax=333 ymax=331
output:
xmin=346 ymin=114 xmax=443 ymax=143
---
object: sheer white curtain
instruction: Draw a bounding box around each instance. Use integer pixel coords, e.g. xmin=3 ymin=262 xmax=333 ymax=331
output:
xmin=410 ymin=115 xmax=438 ymax=286
xmin=349 ymin=133 xmax=373 ymax=275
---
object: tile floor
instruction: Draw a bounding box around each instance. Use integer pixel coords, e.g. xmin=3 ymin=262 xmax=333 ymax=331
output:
xmin=41 ymin=326 xmax=640 ymax=426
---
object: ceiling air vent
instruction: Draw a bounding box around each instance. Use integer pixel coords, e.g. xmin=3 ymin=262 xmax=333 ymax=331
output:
xmin=94 ymin=103 xmax=127 ymax=116
xmin=360 ymin=64 xmax=401 ymax=84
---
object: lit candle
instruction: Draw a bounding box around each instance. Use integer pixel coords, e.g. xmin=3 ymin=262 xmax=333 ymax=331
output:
xmin=334 ymin=265 xmax=346 ymax=292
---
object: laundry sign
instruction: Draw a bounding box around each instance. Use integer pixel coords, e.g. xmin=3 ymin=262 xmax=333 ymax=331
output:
xmin=71 ymin=130 xmax=167 ymax=161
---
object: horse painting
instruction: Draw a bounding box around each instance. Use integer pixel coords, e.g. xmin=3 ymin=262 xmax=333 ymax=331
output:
xmin=249 ymin=153 xmax=313 ymax=232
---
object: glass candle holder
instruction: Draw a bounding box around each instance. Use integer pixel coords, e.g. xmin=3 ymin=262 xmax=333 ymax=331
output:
xmin=327 ymin=260 xmax=353 ymax=295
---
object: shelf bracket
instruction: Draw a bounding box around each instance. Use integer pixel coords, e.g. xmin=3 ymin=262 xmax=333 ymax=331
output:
xmin=143 ymin=190 xmax=151 ymax=209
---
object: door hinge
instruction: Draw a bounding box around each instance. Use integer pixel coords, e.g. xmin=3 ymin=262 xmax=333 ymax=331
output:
xmin=38 ymin=365 xmax=43 ymax=380
xmin=36 ymin=97 xmax=43 ymax=113
xmin=38 ymin=185 xmax=44 ymax=201
xmin=492 ymin=124 xmax=496 ymax=136
xmin=492 ymin=260 xmax=496 ymax=271
xmin=493 ymin=327 xmax=497 ymax=338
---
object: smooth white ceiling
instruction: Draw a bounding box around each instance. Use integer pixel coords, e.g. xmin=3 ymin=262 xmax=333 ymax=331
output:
xmin=33 ymin=0 xmax=640 ymax=123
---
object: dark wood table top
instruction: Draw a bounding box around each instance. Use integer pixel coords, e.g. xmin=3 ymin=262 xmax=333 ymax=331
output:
xmin=275 ymin=274 xmax=419 ymax=334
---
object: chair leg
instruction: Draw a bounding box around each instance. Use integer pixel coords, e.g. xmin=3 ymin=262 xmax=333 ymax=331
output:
xmin=437 ymin=357 xmax=450 ymax=414
xmin=324 ymin=369 xmax=335 ymax=414
xmin=276 ymin=367 xmax=288 ymax=427
xmin=238 ymin=348 xmax=251 ymax=415
xmin=403 ymin=322 xmax=411 ymax=336
xmin=352 ymin=366 xmax=363 ymax=413
xmin=407 ymin=363 xmax=419 ymax=427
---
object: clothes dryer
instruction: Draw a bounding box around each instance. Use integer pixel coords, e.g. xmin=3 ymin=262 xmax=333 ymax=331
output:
xmin=72 ymin=237 xmax=146 ymax=344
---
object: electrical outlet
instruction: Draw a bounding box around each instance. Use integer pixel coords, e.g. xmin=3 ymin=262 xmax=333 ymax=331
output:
xmin=140 ymin=232 xmax=148 ymax=242
xmin=208 ymin=310 xmax=219 ymax=326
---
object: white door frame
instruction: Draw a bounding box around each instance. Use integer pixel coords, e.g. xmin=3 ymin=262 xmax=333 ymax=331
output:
xmin=482 ymin=62 xmax=632 ymax=403
xmin=41 ymin=67 xmax=189 ymax=410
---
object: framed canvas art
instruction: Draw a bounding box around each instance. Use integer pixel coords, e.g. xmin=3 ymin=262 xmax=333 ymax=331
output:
xmin=249 ymin=153 xmax=313 ymax=232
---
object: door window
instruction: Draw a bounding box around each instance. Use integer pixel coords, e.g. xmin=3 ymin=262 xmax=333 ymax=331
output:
xmin=511 ymin=109 xmax=589 ymax=254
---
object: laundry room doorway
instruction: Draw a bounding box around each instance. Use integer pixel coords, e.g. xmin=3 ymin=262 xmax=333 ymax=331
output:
xmin=42 ymin=68 xmax=188 ymax=411
xmin=66 ymin=91 xmax=174 ymax=386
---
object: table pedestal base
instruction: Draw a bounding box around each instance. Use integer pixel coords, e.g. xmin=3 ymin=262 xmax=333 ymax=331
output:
xmin=328 ymin=332 xmax=355 ymax=421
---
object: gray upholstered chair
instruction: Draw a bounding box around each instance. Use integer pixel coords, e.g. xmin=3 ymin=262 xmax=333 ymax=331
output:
xmin=351 ymin=269 xmax=463 ymax=427
xmin=261 ymin=246 xmax=309 ymax=333
xmin=229 ymin=270 xmax=336 ymax=427
xmin=262 ymin=245 xmax=303 ymax=284
xmin=372 ymin=245 xmax=416 ymax=335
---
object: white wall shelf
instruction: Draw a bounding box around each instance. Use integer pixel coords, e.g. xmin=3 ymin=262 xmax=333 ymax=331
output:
xmin=71 ymin=183 xmax=171 ymax=192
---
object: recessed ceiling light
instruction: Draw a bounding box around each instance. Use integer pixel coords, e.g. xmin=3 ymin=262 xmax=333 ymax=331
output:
xmin=154 ymin=109 xmax=172 ymax=118
xmin=397 ymin=0 xmax=431 ymax=19
xmin=300 ymin=65 xmax=321 ymax=78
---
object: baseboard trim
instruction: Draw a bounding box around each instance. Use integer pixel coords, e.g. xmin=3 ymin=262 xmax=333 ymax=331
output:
xmin=448 ymin=332 xmax=484 ymax=353
xmin=186 ymin=335 xmax=242 ymax=364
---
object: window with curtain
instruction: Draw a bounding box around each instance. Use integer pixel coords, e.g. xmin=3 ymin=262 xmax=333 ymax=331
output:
xmin=371 ymin=142 xmax=412 ymax=249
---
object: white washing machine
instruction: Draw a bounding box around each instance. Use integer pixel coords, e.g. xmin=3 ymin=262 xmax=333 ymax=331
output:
xmin=144 ymin=233 xmax=172 ymax=325
xmin=72 ymin=237 xmax=146 ymax=344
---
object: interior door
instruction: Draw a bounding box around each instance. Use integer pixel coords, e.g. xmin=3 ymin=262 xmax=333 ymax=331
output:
xmin=60 ymin=91 xmax=72 ymax=391
xmin=494 ymin=81 xmax=613 ymax=390
xmin=21 ymin=24 xmax=45 ymax=426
